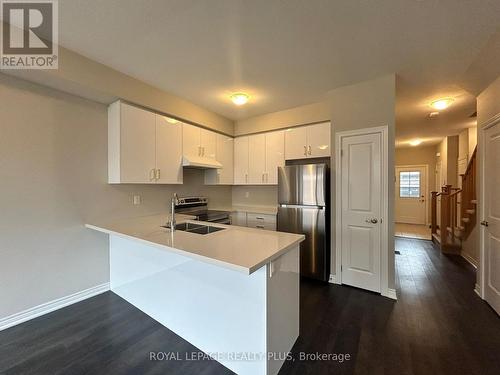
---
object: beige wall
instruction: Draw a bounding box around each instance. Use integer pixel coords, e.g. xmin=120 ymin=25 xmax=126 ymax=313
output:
xmin=235 ymin=101 xmax=330 ymax=136
xmin=395 ymin=145 xmax=437 ymax=223
xmin=232 ymin=186 xmax=278 ymax=207
xmin=2 ymin=42 xmax=234 ymax=136
xmin=0 ymin=74 xmax=232 ymax=319
xmin=468 ymin=127 xmax=477 ymax=160
xmin=436 ymin=135 xmax=459 ymax=187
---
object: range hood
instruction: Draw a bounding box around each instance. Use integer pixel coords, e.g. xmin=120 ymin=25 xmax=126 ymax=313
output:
xmin=182 ymin=155 xmax=222 ymax=169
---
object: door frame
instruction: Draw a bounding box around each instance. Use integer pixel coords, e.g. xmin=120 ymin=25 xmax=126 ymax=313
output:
xmin=334 ymin=125 xmax=390 ymax=298
xmin=395 ymin=164 xmax=429 ymax=225
xmin=478 ymin=113 xmax=500 ymax=299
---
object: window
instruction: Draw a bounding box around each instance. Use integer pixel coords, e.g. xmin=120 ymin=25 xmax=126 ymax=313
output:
xmin=399 ymin=171 xmax=420 ymax=198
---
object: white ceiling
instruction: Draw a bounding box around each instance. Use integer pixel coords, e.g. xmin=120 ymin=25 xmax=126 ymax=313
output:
xmin=58 ymin=0 xmax=500 ymax=144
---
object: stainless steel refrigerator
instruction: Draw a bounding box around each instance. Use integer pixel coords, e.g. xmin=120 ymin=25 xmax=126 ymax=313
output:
xmin=277 ymin=163 xmax=330 ymax=281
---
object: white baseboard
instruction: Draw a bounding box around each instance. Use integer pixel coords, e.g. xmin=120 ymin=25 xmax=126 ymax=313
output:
xmin=0 ymin=283 xmax=110 ymax=331
xmin=461 ymin=252 xmax=478 ymax=268
xmin=383 ymin=288 xmax=398 ymax=300
xmin=328 ymin=274 xmax=340 ymax=284
xmin=474 ymin=283 xmax=482 ymax=299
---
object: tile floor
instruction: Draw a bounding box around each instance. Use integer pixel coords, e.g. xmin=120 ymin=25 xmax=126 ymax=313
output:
xmin=395 ymin=223 xmax=432 ymax=240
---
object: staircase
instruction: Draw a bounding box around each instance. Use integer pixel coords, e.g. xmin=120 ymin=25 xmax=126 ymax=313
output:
xmin=431 ymin=147 xmax=477 ymax=253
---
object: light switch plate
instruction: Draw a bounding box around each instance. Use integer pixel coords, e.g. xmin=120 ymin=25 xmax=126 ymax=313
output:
xmin=133 ymin=195 xmax=141 ymax=205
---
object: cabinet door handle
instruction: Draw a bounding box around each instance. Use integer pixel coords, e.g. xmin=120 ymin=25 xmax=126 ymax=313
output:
xmin=262 ymin=173 xmax=265 ymax=183
xmin=202 ymin=147 xmax=205 ymax=157
xmin=304 ymin=145 xmax=307 ymax=156
xmin=308 ymin=145 xmax=312 ymax=155
xmin=245 ymin=173 xmax=248 ymax=184
xmin=150 ymin=168 xmax=156 ymax=181
xmin=256 ymin=225 xmax=265 ymax=229
xmin=256 ymin=217 xmax=264 ymax=220
xmin=156 ymin=169 xmax=160 ymax=180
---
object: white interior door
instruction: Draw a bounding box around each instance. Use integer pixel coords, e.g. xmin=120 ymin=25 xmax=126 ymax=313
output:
xmin=395 ymin=166 xmax=427 ymax=224
xmin=436 ymin=161 xmax=442 ymax=219
xmin=483 ymin=121 xmax=500 ymax=314
xmin=340 ymin=132 xmax=382 ymax=293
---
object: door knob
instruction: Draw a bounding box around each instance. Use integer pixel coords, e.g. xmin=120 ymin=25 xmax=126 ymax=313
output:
xmin=365 ymin=218 xmax=378 ymax=224
xmin=480 ymin=220 xmax=489 ymax=227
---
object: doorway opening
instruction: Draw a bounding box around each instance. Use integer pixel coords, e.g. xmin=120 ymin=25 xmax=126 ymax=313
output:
xmin=395 ymin=165 xmax=431 ymax=240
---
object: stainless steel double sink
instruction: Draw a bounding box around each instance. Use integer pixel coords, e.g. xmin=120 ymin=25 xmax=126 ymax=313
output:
xmin=162 ymin=222 xmax=226 ymax=235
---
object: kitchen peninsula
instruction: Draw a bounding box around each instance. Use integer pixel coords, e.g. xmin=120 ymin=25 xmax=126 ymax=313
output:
xmin=86 ymin=214 xmax=304 ymax=375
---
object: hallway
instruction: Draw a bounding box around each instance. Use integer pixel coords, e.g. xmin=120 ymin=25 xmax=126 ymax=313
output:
xmin=0 ymin=239 xmax=499 ymax=375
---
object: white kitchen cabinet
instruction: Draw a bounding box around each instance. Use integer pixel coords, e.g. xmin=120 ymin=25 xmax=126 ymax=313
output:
xmin=264 ymin=130 xmax=285 ymax=184
xmin=284 ymin=126 xmax=308 ymax=160
xmin=285 ymin=122 xmax=331 ymax=160
xmin=246 ymin=213 xmax=277 ymax=231
xmin=234 ymin=131 xmax=284 ymax=185
xmin=248 ymin=134 xmax=266 ymax=184
xmin=183 ymin=123 xmax=217 ymax=159
xmin=205 ymin=134 xmax=234 ymax=185
xmin=155 ymin=115 xmax=183 ymax=184
xmin=307 ymin=122 xmax=331 ymax=158
xmin=200 ymin=128 xmax=217 ymax=159
xmin=234 ymin=136 xmax=249 ymax=184
xmin=108 ymin=101 xmax=182 ymax=184
xmin=230 ymin=211 xmax=248 ymax=227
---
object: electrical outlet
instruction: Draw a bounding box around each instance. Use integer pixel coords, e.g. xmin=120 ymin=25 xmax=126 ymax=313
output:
xmin=133 ymin=195 xmax=142 ymax=205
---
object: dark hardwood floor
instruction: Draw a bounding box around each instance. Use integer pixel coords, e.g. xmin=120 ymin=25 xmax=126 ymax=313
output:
xmin=1 ymin=238 xmax=499 ymax=375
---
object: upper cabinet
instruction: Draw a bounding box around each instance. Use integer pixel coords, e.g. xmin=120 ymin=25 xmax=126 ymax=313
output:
xmin=183 ymin=123 xmax=217 ymax=159
xmin=234 ymin=130 xmax=284 ymax=185
xmin=108 ymin=101 xmax=182 ymax=184
xmin=205 ymin=134 xmax=234 ymax=185
xmin=285 ymin=122 xmax=331 ymax=160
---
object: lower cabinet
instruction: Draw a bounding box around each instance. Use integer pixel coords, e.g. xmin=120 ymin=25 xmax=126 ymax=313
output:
xmin=231 ymin=212 xmax=276 ymax=231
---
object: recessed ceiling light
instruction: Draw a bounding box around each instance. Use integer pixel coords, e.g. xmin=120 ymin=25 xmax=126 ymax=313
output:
xmin=431 ymin=98 xmax=454 ymax=110
xmin=230 ymin=93 xmax=250 ymax=106
xmin=409 ymin=139 xmax=422 ymax=146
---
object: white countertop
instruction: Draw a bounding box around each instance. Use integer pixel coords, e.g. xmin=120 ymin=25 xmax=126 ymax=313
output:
xmin=86 ymin=213 xmax=303 ymax=274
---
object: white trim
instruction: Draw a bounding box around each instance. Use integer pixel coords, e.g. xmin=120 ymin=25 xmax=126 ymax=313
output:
xmin=395 ymin=164 xmax=429 ymax=225
xmin=0 ymin=283 xmax=110 ymax=331
xmin=383 ymin=288 xmax=397 ymax=300
xmin=335 ymin=125 xmax=390 ymax=297
xmin=461 ymin=252 xmax=478 ymax=268
xmin=478 ymin=113 xmax=500 ymax=300
xmin=474 ymin=283 xmax=481 ymax=298
xmin=328 ymin=274 xmax=338 ymax=284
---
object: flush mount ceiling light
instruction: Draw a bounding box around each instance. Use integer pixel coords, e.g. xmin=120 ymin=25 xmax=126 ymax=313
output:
xmin=409 ymin=139 xmax=422 ymax=146
xmin=431 ymin=98 xmax=454 ymax=110
xmin=230 ymin=92 xmax=250 ymax=106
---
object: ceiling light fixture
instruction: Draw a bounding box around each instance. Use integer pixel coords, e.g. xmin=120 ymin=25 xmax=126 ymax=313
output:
xmin=431 ymin=98 xmax=454 ymax=110
xmin=410 ymin=139 xmax=422 ymax=146
xmin=230 ymin=92 xmax=250 ymax=106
